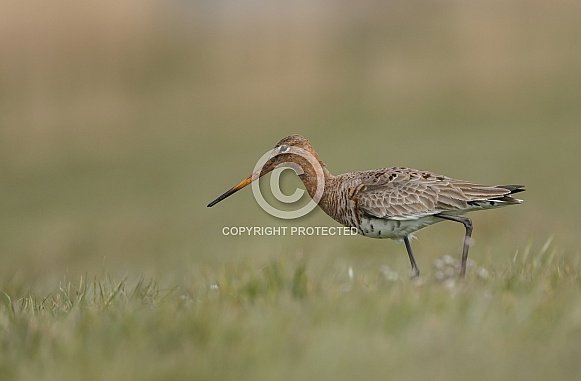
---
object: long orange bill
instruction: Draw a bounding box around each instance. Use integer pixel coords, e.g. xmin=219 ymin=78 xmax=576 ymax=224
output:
xmin=207 ymin=163 xmax=274 ymax=207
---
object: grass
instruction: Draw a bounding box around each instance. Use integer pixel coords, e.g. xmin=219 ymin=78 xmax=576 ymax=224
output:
xmin=1 ymin=239 xmax=581 ymax=381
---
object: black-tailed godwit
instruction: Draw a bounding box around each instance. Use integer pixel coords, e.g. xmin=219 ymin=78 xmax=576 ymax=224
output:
xmin=208 ymin=134 xmax=524 ymax=278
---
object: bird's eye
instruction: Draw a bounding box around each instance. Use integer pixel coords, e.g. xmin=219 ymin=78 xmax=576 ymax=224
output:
xmin=279 ymin=145 xmax=289 ymax=153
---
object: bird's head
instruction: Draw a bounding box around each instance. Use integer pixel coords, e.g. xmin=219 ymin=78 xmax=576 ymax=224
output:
xmin=207 ymin=134 xmax=322 ymax=207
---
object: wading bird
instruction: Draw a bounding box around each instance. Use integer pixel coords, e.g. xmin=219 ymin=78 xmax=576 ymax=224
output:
xmin=208 ymin=135 xmax=524 ymax=278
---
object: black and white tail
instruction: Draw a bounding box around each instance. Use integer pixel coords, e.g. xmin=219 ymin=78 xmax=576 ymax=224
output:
xmin=467 ymin=184 xmax=525 ymax=209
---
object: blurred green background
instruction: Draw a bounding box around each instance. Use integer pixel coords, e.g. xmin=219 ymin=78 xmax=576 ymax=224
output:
xmin=1 ymin=0 xmax=580 ymax=289
xmin=3 ymin=2 xmax=581 ymax=380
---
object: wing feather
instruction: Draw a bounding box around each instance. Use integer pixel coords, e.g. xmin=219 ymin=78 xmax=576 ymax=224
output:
xmin=354 ymin=168 xmax=515 ymax=220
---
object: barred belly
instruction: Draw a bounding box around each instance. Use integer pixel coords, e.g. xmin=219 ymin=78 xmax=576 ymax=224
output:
xmin=357 ymin=216 xmax=442 ymax=240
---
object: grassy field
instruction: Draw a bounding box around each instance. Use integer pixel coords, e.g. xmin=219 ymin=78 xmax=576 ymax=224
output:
xmin=2 ymin=1 xmax=581 ymax=380
xmin=2 ymin=244 xmax=581 ymax=381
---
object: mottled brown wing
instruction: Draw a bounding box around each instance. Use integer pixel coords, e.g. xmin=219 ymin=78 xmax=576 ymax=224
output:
xmin=356 ymin=178 xmax=443 ymax=220
xmin=354 ymin=168 xmax=512 ymax=220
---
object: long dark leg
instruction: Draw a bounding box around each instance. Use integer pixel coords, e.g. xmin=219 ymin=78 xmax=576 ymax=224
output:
xmin=404 ymin=236 xmax=420 ymax=278
xmin=436 ymin=214 xmax=473 ymax=277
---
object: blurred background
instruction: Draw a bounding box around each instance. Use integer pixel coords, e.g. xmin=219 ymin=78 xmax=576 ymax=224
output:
xmin=1 ymin=0 xmax=580 ymax=289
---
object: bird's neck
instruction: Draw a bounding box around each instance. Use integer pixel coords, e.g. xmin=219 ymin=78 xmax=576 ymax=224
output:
xmin=298 ymin=162 xmax=333 ymax=201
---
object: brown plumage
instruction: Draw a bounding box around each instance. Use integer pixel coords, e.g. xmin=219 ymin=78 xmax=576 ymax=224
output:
xmin=208 ymin=134 xmax=525 ymax=278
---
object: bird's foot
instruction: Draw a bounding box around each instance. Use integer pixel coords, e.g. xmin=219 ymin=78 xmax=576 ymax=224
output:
xmin=409 ymin=267 xmax=420 ymax=279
